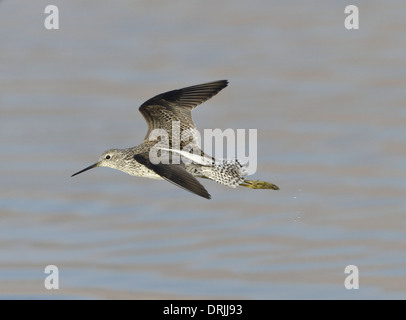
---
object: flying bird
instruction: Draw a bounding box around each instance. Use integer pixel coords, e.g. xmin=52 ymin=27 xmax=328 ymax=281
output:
xmin=71 ymin=80 xmax=279 ymax=199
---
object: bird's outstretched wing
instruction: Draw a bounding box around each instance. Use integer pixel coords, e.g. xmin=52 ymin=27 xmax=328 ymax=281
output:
xmin=134 ymin=153 xmax=211 ymax=199
xmin=139 ymin=80 xmax=228 ymax=142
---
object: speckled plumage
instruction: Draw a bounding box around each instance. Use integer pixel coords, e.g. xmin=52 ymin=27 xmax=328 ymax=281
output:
xmin=71 ymin=80 xmax=279 ymax=199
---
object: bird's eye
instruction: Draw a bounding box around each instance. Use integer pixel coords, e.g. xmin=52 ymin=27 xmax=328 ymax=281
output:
xmin=106 ymin=155 xmax=111 ymax=159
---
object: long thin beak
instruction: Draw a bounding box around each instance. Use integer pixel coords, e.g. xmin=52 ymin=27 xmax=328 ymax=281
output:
xmin=71 ymin=163 xmax=98 ymax=177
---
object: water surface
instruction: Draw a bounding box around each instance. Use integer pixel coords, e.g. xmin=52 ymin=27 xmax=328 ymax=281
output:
xmin=0 ymin=0 xmax=405 ymax=299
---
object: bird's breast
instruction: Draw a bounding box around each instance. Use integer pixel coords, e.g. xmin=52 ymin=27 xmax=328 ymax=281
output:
xmin=124 ymin=160 xmax=162 ymax=180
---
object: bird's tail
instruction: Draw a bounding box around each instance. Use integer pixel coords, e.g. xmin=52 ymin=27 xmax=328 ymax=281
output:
xmin=198 ymin=158 xmax=280 ymax=191
xmin=199 ymin=159 xmax=247 ymax=188
xmin=239 ymin=179 xmax=279 ymax=190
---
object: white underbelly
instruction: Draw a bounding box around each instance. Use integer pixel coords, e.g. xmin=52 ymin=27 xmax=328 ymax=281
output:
xmin=128 ymin=167 xmax=163 ymax=180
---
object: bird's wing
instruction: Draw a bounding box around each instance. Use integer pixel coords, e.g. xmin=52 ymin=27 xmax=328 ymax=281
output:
xmin=134 ymin=153 xmax=211 ymax=199
xmin=138 ymin=80 xmax=228 ymax=142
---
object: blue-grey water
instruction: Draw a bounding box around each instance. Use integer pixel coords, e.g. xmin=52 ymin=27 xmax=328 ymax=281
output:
xmin=1 ymin=0 xmax=405 ymax=299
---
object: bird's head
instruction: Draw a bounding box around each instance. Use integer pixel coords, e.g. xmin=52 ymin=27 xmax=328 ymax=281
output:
xmin=71 ymin=149 xmax=122 ymax=177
